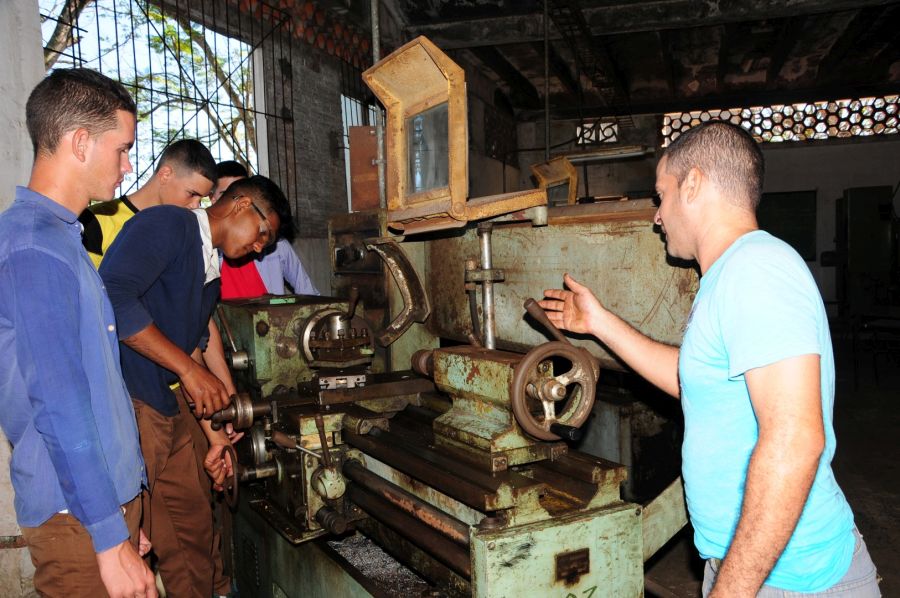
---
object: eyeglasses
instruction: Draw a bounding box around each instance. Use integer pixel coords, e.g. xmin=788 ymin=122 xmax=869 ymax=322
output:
xmin=249 ymin=200 xmax=276 ymax=249
xmin=232 ymin=195 xmax=275 ymax=249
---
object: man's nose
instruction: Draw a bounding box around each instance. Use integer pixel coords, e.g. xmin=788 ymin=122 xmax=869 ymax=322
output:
xmin=653 ymin=209 xmax=662 ymax=225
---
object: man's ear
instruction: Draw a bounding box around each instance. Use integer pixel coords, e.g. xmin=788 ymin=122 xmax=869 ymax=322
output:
xmin=70 ymin=128 xmax=91 ymax=162
xmin=682 ymin=167 xmax=704 ymax=204
xmin=157 ymin=164 xmax=174 ymax=184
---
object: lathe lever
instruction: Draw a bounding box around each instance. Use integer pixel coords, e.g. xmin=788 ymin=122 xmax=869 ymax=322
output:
xmin=549 ymin=423 xmax=583 ymax=442
xmin=524 ymin=297 xmax=570 ymax=344
xmin=340 ymin=285 xmax=360 ymax=322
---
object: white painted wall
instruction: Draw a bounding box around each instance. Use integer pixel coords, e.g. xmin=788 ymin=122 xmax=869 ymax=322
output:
xmin=0 ymin=1 xmax=43 ymax=595
xmin=0 ymin=1 xmax=42 ymax=211
xmin=760 ymin=136 xmax=900 ymax=303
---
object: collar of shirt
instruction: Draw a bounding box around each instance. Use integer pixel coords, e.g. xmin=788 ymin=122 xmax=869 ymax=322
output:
xmin=192 ymin=208 xmax=220 ymax=285
xmin=16 ymin=186 xmax=81 ymax=232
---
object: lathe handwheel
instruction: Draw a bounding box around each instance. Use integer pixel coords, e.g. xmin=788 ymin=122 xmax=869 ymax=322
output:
xmin=223 ymin=444 xmax=239 ymax=510
xmin=510 ymin=341 xmax=597 ymax=441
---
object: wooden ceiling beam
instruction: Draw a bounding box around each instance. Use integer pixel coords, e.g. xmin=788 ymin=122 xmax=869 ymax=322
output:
xmin=407 ymin=0 xmax=894 ymax=49
xmin=656 ymin=30 xmax=676 ymax=97
xmin=531 ymin=41 xmax=583 ymax=97
xmin=766 ymin=16 xmax=805 ymax=87
xmin=517 ymin=81 xmax=900 ymax=121
xmin=817 ymin=6 xmax=892 ymax=83
xmin=468 ymin=46 xmax=543 ymax=110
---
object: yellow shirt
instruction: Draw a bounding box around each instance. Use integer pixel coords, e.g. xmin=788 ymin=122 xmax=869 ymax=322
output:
xmin=79 ymin=196 xmax=139 ymax=269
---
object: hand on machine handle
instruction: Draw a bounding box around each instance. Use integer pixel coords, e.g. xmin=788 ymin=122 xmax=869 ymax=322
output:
xmin=180 ymin=361 xmax=231 ymax=418
xmin=204 ymin=442 xmax=234 ymax=491
xmin=137 ymin=528 xmax=151 ymax=557
xmin=184 ymin=398 xmax=243 ymax=441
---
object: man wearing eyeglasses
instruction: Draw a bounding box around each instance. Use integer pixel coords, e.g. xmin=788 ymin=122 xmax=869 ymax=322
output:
xmin=99 ymin=175 xmax=291 ymax=597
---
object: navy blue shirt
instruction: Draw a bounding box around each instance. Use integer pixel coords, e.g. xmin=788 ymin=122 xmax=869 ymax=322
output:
xmin=100 ymin=206 xmax=221 ymax=416
xmin=0 ymin=187 xmax=144 ymax=552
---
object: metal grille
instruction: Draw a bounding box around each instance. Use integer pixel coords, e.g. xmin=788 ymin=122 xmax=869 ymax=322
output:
xmin=662 ymin=95 xmax=900 ymax=146
xmin=39 ymin=0 xmax=297 ymax=200
xmin=576 ymin=120 xmax=619 ymax=145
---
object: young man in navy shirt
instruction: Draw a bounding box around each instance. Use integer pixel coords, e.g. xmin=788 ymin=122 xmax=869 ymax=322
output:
xmin=100 ymin=175 xmax=291 ymax=596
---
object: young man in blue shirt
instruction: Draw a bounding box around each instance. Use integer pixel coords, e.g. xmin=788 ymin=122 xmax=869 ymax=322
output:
xmin=100 ymin=175 xmax=290 ymax=597
xmin=540 ymin=122 xmax=880 ymax=597
xmin=0 ymin=68 xmax=157 ymax=597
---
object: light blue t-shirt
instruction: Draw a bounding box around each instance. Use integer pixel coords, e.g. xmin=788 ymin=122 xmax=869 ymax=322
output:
xmin=679 ymin=230 xmax=855 ymax=592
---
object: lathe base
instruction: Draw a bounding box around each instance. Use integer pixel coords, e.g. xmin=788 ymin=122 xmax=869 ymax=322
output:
xmin=232 ymin=488 xmax=644 ymax=597
xmin=233 ymin=496 xmax=378 ymax=598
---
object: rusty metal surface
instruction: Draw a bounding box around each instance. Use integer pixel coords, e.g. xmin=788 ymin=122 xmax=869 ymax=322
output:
xmin=349 ymin=126 xmax=379 ymax=211
xmin=344 ymin=460 xmax=470 ymax=546
xmin=366 ymin=238 xmax=431 ymax=346
xmin=364 ymin=37 xmax=549 ymax=234
xmin=530 ymin=156 xmax=578 ymax=205
xmin=424 ymin=199 xmax=698 ymax=371
xmin=471 ymin=502 xmax=643 ymax=598
xmin=217 ymin=297 xmax=365 ymax=396
xmin=347 ymin=484 xmax=472 ymax=578
xmin=317 ymin=371 xmax=434 ymax=405
xmin=344 ymin=427 xmax=545 ymax=512
xmin=329 ymin=210 xmax=389 ymax=372
xmin=363 ymin=37 xmax=468 ymax=227
xmin=463 ymin=188 xmax=547 ymax=222
xmin=356 ymin=519 xmax=472 ymax=596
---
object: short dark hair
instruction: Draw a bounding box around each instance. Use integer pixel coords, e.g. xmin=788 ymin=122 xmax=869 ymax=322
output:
xmin=227 ymin=175 xmax=295 ymax=242
xmin=26 ymin=68 xmax=136 ymax=157
xmin=663 ymin=121 xmax=765 ymax=210
xmin=216 ymin=160 xmax=249 ymax=179
xmin=156 ymin=139 xmax=217 ymax=183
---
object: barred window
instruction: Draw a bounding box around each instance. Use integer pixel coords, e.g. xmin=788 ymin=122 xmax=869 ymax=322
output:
xmin=576 ymin=120 xmax=619 ymax=145
xmin=39 ymin=0 xmax=274 ymax=195
xmin=662 ymin=95 xmax=899 ymax=146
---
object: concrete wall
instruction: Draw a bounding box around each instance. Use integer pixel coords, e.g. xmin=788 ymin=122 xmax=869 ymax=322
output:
xmin=261 ymin=40 xmax=348 ymax=292
xmin=0 ymin=1 xmax=43 ymax=595
xmin=516 ymin=115 xmax=661 ymax=199
xmin=514 ymin=114 xmax=900 ymax=304
xmin=761 ymin=136 xmax=900 ymax=303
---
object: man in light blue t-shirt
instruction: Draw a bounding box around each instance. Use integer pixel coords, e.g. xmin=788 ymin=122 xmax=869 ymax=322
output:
xmin=540 ymin=121 xmax=879 ymax=597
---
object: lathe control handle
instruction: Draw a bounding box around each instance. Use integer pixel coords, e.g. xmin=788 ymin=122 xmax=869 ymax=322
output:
xmin=524 ymin=298 xmax=570 ymax=344
xmin=222 ymin=444 xmax=239 ymax=510
xmin=340 ymin=285 xmax=360 ymax=322
xmin=549 ymin=423 xmax=583 ymax=442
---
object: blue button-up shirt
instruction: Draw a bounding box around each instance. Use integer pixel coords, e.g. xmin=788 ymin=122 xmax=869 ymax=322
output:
xmin=0 ymin=187 xmax=145 ymax=553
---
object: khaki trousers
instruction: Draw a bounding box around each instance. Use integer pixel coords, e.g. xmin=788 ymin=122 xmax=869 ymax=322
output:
xmin=134 ymin=399 xmax=215 ymax=598
xmin=21 ymin=496 xmax=142 ymax=598
xmin=174 ymin=388 xmax=231 ymax=595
